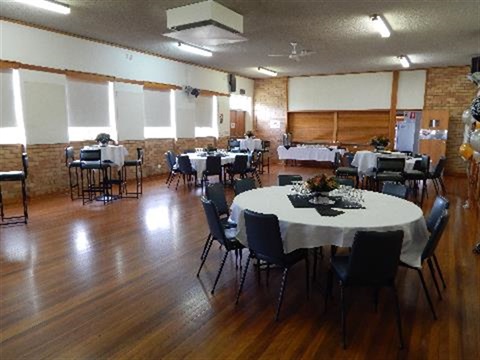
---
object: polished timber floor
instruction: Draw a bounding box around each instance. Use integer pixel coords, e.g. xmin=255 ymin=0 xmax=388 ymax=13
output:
xmin=0 ymin=165 xmax=479 ymax=359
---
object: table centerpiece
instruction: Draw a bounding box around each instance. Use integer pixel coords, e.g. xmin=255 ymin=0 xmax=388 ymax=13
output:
xmin=370 ymin=135 xmax=389 ymax=151
xmin=305 ymin=174 xmax=339 ymax=204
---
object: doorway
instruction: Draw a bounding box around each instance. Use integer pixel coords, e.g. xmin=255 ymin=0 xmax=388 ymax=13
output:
xmin=230 ymin=110 xmax=245 ymax=138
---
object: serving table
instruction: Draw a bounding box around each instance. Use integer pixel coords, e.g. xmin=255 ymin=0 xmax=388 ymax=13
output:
xmin=277 ymin=146 xmax=345 ymax=163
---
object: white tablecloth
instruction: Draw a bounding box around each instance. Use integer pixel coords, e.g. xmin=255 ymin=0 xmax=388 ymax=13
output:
xmin=351 ymin=151 xmax=411 ymax=177
xmin=230 ymin=186 xmax=428 ymax=267
xmin=83 ymin=145 xmax=128 ymax=167
xmin=183 ymin=152 xmax=240 ymax=175
xmin=277 ymin=146 xmax=345 ymax=162
xmin=239 ymin=138 xmax=262 ymax=151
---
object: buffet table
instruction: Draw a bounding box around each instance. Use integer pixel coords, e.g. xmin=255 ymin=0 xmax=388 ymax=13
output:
xmin=277 ymin=146 xmax=345 ymax=163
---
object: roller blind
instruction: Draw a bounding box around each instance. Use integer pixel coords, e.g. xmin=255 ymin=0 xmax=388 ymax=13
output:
xmin=66 ymin=77 xmax=110 ymax=127
xmin=195 ymin=96 xmax=213 ymax=127
xmin=144 ymin=89 xmax=171 ymax=127
xmin=0 ymin=69 xmax=16 ymax=127
xmin=115 ymin=82 xmax=145 ymax=140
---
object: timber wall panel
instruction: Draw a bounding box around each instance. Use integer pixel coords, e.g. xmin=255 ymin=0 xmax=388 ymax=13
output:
xmin=287 ymin=112 xmax=334 ymax=143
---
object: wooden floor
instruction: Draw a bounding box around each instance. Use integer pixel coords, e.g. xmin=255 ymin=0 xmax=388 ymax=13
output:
xmin=1 ymin=165 xmax=479 ymax=359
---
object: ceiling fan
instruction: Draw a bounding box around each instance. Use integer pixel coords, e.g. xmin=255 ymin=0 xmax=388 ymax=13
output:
xmin=268 ymin=42 xmax=316 ymax=61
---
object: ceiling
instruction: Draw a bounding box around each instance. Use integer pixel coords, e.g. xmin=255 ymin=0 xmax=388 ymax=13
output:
xmin=1 ymin=0 xmax=479 ymax=78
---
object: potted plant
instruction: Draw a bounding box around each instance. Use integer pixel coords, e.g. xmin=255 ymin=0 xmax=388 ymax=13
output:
xmin=370 ymin=135 xmax=389 ymax=150
xmin=244 ymin=130 xmax=255 ymax=139
xmin=95 ymin=133 xmax=113 ymax=146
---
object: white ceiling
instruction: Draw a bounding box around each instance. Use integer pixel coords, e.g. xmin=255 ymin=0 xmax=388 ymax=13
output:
xmin=1 ymin=0 xmax=479 ymax=78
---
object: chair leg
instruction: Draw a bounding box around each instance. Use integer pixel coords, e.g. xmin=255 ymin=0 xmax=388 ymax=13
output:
xmin=21 ymin=178 xmax=28 ymax=222
xmin=312 ymin=249 xmax=318 ymax=281
xmin=200 ymin=233 xmax=212 ymax=260
xmin=427 ymin=258 xmax=443 ymax=300
xmin=211 ymin=250 xmax=229 ymax=294
xmin=439 ymin=177 xmax=446 ymax=194
xmin=196 ymin=237 xmax=213 ymax=277
xmin=433 ymin=254 xmax=447 ymax=289
xmin=305 ymin=254 xmax=310 ymax=299
xmin=392 ymin=285 xmax=404 ymax=349
xmin=340 ymin=284 xmax=347 ymax=349
xmin=236 ymin=254 xmax=251 ymax=305
xmin=275 ymin=268 xmax=289 ymax=321
xmin=416 ymin=268 xmax=437 ymax=320
xmin=324 ymin=268 xmax=333 ymax=313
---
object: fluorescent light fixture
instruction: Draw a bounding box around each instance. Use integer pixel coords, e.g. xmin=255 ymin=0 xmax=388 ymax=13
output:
xmin=14 ymin=0 xmax=71 ymax=15
xmin=257 ymin=67 xmax=277 ymax=77
xmin=176 ymin=42 xmax=212 ymax=57
xmin=398 ymin=55 xmax=411 ymax=68
xmin=370 ymin=14 xmax=390 ymax=38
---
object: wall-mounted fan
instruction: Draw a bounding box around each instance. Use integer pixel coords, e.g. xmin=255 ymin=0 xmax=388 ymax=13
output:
xmin=268 ymin=42 xmax=315 ymax=61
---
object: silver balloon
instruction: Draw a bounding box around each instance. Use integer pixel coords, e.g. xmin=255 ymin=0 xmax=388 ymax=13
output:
xmin=463 ymin=124 xmax=472 ymax=143
xmin=470 ymin=129 xmax=480 ymax=152
xmin=462 ymin=109 xmax=472 ymax=124
xmin=473 ymin=151 xmax=480 ymax=163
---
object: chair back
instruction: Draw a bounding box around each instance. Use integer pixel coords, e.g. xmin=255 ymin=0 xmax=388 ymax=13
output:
xmin=228 ymin=138 xmax=240 ymax=152
xmin=377 ymin=157 xmax=405 ymax=173
xmin=425 ymin=195 xmax=449 ymax=232
xmin=414 ymin=154 xmax=430 ymax=173
xmin=262 ymin=140 xmax=271 ymax=151
xmin=137 ymin=148 xmax=144 ymax=164
xmin=431 ymin=156 xmax=446 ymax=178
xmin=166 ymin=151 xmax=177 ymax=170
xmin=233 ymin=178 xmax=256 ymax=195
xmin=164 ymin=152 xmax=173 ymax=171
xmin=422 ymin=211 xmax=449 ymax=261
xmin=65 ymin=146 xmax=75 ymax=166
xmin=205 ymin=156 xmax=222 ymax=175
xmin=250 ymin=150 xmax=262 ymax=169
xmin=80 ymin=149 xmax=101 ymax=162
xmin=382 ymin=183 xmax=407 ymax=199
xmin=244 ymin=209 xmax=286 ymax=265
xmin=336 ymin=177 xmax=355 ymax=187
xmin=231 ymin=155 xmax=248 ymax=173
xmin=22 ymin=153 xmax=29 ymax=178
xmin=345 ymin=230 xmax=404 ymax=286
xmin=278 ymin=174 xmax=303 ymax=186
xmin=342 ymin=152 xmax=355 ymax=167
xmin=201 ymin=197 xmax=230 ymax=248
xmin=177 ymin=155 xmax=194 ymax=173
xmin=205 ymin=183 xmax=229 ymax=217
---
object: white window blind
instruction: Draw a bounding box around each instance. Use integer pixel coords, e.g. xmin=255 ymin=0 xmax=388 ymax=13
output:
xmin=66 ymin=78 xmax=110 ymax=127
xmin=0 ymin=69 xmax=16 ymax=128
xmin=115 ymin=82 xmax=145 ymax=141
xmin=144 ymin=89 xmax=171 ymax=127
xmin=195 ymin=96 xmax=213 ymax=128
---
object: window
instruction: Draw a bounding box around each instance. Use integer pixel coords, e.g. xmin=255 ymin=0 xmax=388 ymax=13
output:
xmin=144 ymin=89 xmax=175 ymax=139
xmin=0 ymin=69 xmax=26 ymax=145
xmin=195 ymin=96 xmax=217 ymax=138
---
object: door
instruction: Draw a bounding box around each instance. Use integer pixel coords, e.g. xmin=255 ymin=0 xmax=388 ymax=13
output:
xmin=419 ymin=110 xmax=449 ymax=165
xmin=230 ymin=110 xmax=245 ymax=138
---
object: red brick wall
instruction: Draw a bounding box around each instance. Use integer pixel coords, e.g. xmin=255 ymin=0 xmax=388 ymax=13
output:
xmin=424 ymin=66 xmax=477 ymax=174
xmin=253 ymin=77 xmax=288 ymax=162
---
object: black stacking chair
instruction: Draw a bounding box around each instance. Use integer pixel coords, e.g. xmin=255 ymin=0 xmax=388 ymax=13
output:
xmin=165 ymin=151 xmax=180 ymax=187
xmin=228 ymin=138 xmax=241 ymax=153
xmin=325 ymin=230 xmax=404 ymax=349
xmin=382 ymin=183 xmax=408 ymax=199
xmin=400 ymin=211 xmax=449 ymax=320
xmin=403 ymin=154 xmax=430 ymax=205
xmin=425 ymin=196 xmax=449 ymax=233
xmin=225 ymin=155 xmax=248 ymax=184
xmin=197 ymin=197 xmax=244 ymax=294
xmin=335 ymin=177 xmax=355 ymax=188
xmin=175 ymin=155 xmax=197 ymax=190
xmin=260 ymin=140 xmax=270 ymax=173
xmin=428 ymin=157 xmax=447 ymax=195
xmin=335 ymin=152 xmax=359 ymax=187
xmin=0 ymin=153 xmax=29 ymax=225
xmin=236 ymin=209 xmax=309 ymax=321
xmin=79 ymin=149 xmax=112 ymax=205
xmin=375 ymin=157 xmax=405 ymax=191
xmin=278 ymin=174 xmax=303 ymax=186
xmin=233 ymin=178 xmax=256 ymax=196
xmin=202 ymin=156 xmax=222 ymax=188
xmin=65 ymin=146 xmax=81 ymax=200
xmin=123 ymin=147 xmax=144 ymax=198
xmin=246 ymin=150 xmax=263 ymax=187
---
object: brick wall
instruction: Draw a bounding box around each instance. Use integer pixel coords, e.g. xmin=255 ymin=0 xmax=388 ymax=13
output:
xmin=0 ymin=144 xmax=25 ymax=202
xmin=253 ymin=77 xmax=288 ymax=162
xmin=424 ymin=66 xmax=477 ymax=174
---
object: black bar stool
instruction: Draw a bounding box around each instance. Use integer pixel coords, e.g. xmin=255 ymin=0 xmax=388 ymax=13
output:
xmin=65 ymin=146 xmax=82 ymax=200
xmin=0 ymin=153 xmax=29 ymax=225
xmin=79 ymin=149 xmax=112 ymax=205
xmin=122 ymin=147 xmax=144 ymax=198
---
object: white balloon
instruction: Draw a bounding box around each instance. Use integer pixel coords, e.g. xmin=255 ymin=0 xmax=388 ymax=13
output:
xmin=473 ymin=151 xmax=480 ymax=163
xmin=470 ymin=129 xmax=480 ymax=152
xmin=462 ymin=109 xmax=472 ymax=124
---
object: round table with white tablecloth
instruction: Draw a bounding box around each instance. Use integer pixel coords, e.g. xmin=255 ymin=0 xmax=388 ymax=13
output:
xmin=229 ymin=186 xmax=428 ymax=267
xmin=183 ymin=152 xmax=241 ymax=175
xmin=239 ymin=138 xmax=262 ymax=151
xmin=82 ymin=145 xmax=128 ymax=167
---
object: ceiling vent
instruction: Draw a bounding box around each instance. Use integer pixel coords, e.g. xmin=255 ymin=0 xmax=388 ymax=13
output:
xmin=164 ymin=0 xmax=247 ymax=47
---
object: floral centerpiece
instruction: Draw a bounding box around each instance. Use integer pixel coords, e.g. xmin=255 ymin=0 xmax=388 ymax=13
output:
xmin=305 ymin=174 xmax=339 ymax=194
xmin=245 ymin=130 xmax=255 ymax=138
xmin=95 ymin=133 xmax=113 ymax=146
xmin=370 ymin=135 xmax=389 ymax=149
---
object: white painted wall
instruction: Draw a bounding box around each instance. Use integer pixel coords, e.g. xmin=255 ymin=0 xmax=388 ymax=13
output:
xmin=397 ymin=70 xmax=426 ymax=109
xmin=288 ymin=72 xmax=393 ymax=111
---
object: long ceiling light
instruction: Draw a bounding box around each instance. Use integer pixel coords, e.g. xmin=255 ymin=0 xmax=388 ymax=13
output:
xmin=14 ymin=0 xmax=71 ymax=15
xmin=370 ymin=14 xmax=390 ymax=38
xmin=398 ymin=55 xmax=411 ymax=68
xmin=257 ymin=67 xmax=277 ymax=77
xmin=176 ymin=42 xmax=212 ymax=57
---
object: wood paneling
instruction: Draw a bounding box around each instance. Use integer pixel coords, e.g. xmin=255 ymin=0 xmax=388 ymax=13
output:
xmin=422 ymin=109 xmax=450 ymax=130
xmin=230 ymin=110 xmax=245 ymax=137
xmin=419 ymin=139 xmax=447 ymax=165
xmin=288 ymin=112 xmax=334 ymax=142
xmin=337 ymin=111 xmax=390 ymax=144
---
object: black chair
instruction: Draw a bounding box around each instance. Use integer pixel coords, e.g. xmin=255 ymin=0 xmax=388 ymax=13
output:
xmin=228 ymin=138 xmax=240 ymax=153
xmin=0 ymin=153 xmax=29 ymax=225
xmin=400 ymin=210 xmax=449 ymax=320
xmin=246 ymin=150 xmax=263 ymax=187
xmin=260 ymin=140 xmax=270 ymax=174
xmin=403 ymin=154 xmax=430 ymax=205
xmin=428 ymin=157 xmax=447 ymax=195
xmin=382 ymin=183 xmax=408 ymax=199
xmin=325 ymin=230 xmax=404 ymax=349
xmin=236 ymin=209 xmax=309 ymax=321
xmin=225 ymin=155 xmax=248 ymax=184
xmin=233 ymin=178 xmax=256 ymax=196
xmin=425 ymin=196 xmax=449 ymax=232
xmin=375 ymin=157 xmax=405 ymax=191
xmin=202 ymin=156 xmax=222 ymax=188
xmin=65 ymin=146 xmax=81 ymax=200
xmin=165 ymin=151 xmax=180 ymax=187
xmin=123 ymin=147 xmax=144 ymax=198
xmin=197 ymin=197 xmax=244 ymax=294
xmin=335 ymin=153 xmax=359 ymax=187
xmin=175 ymin=155 xmax=197 ymax=190
xmin=335 ymin=177 xmax=355 ymax=188
xmin=79 ymin=149 xmax=112 ymax=205
xmin=278 ymin=174 xmax=303 ymax=186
